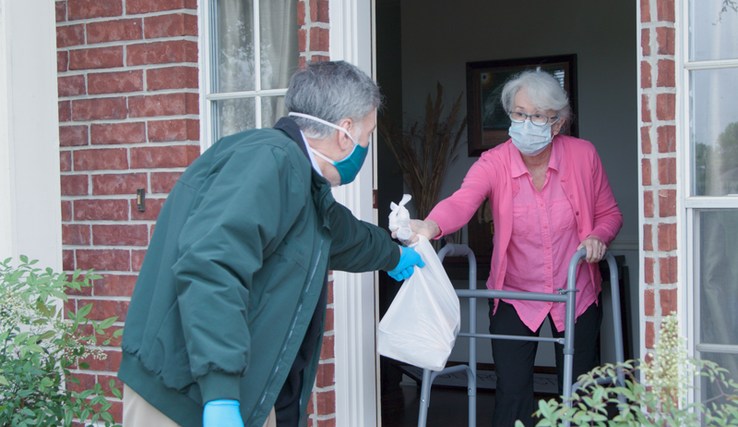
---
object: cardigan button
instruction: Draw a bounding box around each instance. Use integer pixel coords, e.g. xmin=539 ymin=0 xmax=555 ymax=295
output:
xmin=576 ymin=211 xmax=579 ymax=215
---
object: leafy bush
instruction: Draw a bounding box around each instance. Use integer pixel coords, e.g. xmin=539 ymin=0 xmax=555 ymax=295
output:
xmin=0 ymin=256 xmax=123 ymax=426
xmin=517 ymin=314 xmax=738 ymax=426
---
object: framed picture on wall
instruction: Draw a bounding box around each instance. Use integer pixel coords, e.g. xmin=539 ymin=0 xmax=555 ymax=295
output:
xmin=465 ymin=54 xmax=578 ymax=157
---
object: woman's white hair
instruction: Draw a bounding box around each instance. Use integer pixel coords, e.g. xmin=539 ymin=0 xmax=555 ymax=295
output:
xmin=501 ymin=69 xmax=571 ymax=122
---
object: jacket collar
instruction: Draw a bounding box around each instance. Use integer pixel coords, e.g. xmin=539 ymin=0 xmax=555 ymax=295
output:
xmin=274 ymin=117 xmax=310 ymax=161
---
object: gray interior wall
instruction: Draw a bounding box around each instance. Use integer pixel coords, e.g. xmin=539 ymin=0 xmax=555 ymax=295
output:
xmin=398 ymin=0 xmax=639 ymax=363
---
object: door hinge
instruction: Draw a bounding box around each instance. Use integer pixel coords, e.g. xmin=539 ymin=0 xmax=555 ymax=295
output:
xmin=373 ymin=189 xmax=378 ymax=209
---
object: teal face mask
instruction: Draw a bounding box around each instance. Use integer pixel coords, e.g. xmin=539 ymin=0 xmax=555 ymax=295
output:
xmin=288 ymin=112 xmax=370 ymax=185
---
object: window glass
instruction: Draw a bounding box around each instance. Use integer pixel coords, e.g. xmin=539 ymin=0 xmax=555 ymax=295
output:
xmin=262 ymin=96 xmax=286 ymax=129
xmin=214 ymin=0 xmax=255 ymax=93
xmin=215 ymin=98 xmax=256 ymax=139
xmin=699 ymin=352 xmax=738 ymax=403
xmin=690 ymin=68 xmax=738 ymax=195
xmin=259 ymin=0 xmax=299 ymax=91
xmin=689 ymin=0 xmax=738 ymax=61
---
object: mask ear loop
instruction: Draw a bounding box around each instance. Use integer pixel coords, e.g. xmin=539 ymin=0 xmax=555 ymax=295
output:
xmin=288 ymin=112 xmax=358 ymax=145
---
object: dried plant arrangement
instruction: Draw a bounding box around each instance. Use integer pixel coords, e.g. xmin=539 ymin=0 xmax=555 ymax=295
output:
xmin=379 ymin=82 xmax=467 ymax=220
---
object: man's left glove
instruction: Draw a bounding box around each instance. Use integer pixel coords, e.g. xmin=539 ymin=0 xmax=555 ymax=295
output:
xmin=203 ymin=399 xmax=243 ymax=427
xmin=387 ymin=246 xmax=425 ymax=281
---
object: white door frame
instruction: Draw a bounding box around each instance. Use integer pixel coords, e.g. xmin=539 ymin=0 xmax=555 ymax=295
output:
xmin=329 ymin=1 xmax=380 ymax=426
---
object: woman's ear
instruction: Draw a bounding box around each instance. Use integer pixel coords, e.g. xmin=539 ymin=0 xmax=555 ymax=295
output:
xmin=553 ymin=117 xmax=566 ymax=136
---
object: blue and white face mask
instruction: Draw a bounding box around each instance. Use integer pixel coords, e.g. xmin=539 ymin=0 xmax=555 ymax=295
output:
xmin=508 ymin=119 xmax=555 ymax=156
xmin=289 ymin=112 xmax=369 ymax=185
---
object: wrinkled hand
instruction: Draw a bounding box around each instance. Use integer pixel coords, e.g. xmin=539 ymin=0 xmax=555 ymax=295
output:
xmin=391 ymin=219 xmax=440 ymax=245
xmin=577 ymin=235 xmax=607 ymax=264
xmin=387 ymin=246 xmax=426 ymax=281
xmin=203 ymin=400 xmax=243 ymax=427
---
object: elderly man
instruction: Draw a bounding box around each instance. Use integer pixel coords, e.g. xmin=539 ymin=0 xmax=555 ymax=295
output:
xmin=118 ymin=61 xmax=423 ymax=427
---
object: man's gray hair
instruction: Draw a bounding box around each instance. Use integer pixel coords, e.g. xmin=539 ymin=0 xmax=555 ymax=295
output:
xmin=501 ymin=69 xmax=571 ymax=122
xmin=285 ymin=61 xmax=382 ymax=139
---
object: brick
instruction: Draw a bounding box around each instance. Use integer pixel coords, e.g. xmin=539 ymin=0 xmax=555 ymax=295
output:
xmin=656 ymin=27 xmax=675 ymax=55
xmin=299 ymin=56 xmax=307 ymax=71
xmin=315 ymin=363 xmax=335 ymax=388
xmin=132 ymin=249 xmax=147 ymax=271
xmin=65 ymin=274 xmax=93 ymax=296
xmin=659 ymin=256 xmax=678 ymax=284
xmin=645 ymin=257 xmax=655 ymax=284
xmin=87 ymin=19 xmax=142 ymax=44
xmin=60 ymin=125 xmax=89 ymax=147
xmin=641 ymin=0 xmax=652 ymax=22
xmin=72 ymin=97 xmax=127 ymax=121
xmin=642 ymin=158 xmax=652 ymax=186
xmin=658 ymin=189 xmax=676 ymax=217
xmin=185 ymin=93 xmax=199 ymax=114
xmin=128 ymin=93 xmax=188 ymax=117
xmin=297 ymin=1 xmax=306 ymax=26
xmin=309 ymin=0 xmax=318 ymax=21
xmin=641 ymin=28 xmax=650 ymax=56
xmin=316 ymin=0 xmax=329 ymax=23
xmin=644 ymin=288 xmax=655 ymax=316
xmin=57 ymin=24 xmax=85 ymax=48
xmin=74 ymin=199 xmax=129 ymax=221
xmin=316 ymin=418 xmax=336 ymax=427
xmin=126 ymin=40 xmax=198 ymax=66
xmin=326 ymin=280 xmax=333 ymax=305
xmin=641 ymin=94 xmax=651 ymax=123
xmin=63 ymin=250 xmax=75 ymax=271
xmin=151 ymin=172 xmax=182 ymax=193
xmin=309 ymin=55 xmax=330 ymax=63
xmin=91 ymin=122 xmax=146 ymax=145
xmin=58 ymin=51 xmax=69 ymax=72
xmin=644 ymin=224 xmax=653 ymax=251
xmin=79 ymin=349 xmax=122 ymax=372
xmin=73 ymin=148 xmax=128 ymax=171
xmin=657 ymin=125 xmax=676 ymax=153
xmin=130 ymin=145 xmax=200 ymax=168
xmin=645 ymin=321 xmax=655 ymax=349
xmin=644 ymin=191 xmax=654 ymax=217
xmin=309 ymin=27 xmax=329 ymax=52
xmin=657 ymin=59 xmax=675 ymax=87
xmin=656 ymin=93 xmax=675 ymax=121
xmin=92 ymin=173 xmax=147 ymax=196
xmin=56 ymin=1 xmax=67 ymax=22
xmin=324 ymin=306 xmax=334 ymax=332
xmin=67 ymin=372 xmax=95 ymax=393
xmin=58 ymin=75 xmax=86 ymax=97
xmin=78 ymin=298 xmax=129 ymax=321
xmin=640 ymin=61 xmax=652 ymax=89
xmin=131 ymin=197 xmax=165 ymax=220
xmin=320 ymin=334 xmax=334 ymax=359
xmin=59 ymin=101 xmax=71 ymax=122
xmin=61 ymin=175 xmax=89 ymax=196
xmin=61 ymin=151 xmax=72 ymax=172
xmin=148 ymin=119 xmax=199 ymax=142
xmin=298 ymin=29 xmax=307 ymax=52
xmin=76 ymin=249 xmax=130 ymax=271
xmin=657 ymin=0 xmax=675 ymax=22
xmin=660 ymin=288 xmax=677 ymax=316
xmin=67 ymin=0 xmax=122 ymax=19
xmin=63 ymin=224 xmax=91 ymax=245
xmin=62 ymin=201 xmax=73 ymax=221
xmin=658 ymin=157 xmax=676 ymax=184
xmin=657 ymin=223 xmax=677 ymax=251
xmin=315 ymin=389 xmax=336 ymax=415
xmin=93 ymin=224 xmax=149 ymax=246
xmin=144 ymin=13 xmax=197 ymax=38
xmin=127 ymin=0 xmax=192 ymax=14
xmin=146 ymin=66 xmax=198 ymax=91
xmin=641 ymin=126 xmax=651 ymax=154
xmin=94 ymin=274 xmax=138 ymax=297
xmin=88 ymin=71 xmax=143 ymax=96
xmin=69 ymin=46 xmax=124 ymax=70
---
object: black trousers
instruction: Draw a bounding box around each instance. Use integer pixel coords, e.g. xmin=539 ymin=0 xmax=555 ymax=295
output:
xmin=487 ymin=296 xmax=603 ymax=427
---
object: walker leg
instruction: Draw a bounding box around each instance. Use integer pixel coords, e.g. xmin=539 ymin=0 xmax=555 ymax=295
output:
xmin=418 ymin=369 xmax=433 ymax=427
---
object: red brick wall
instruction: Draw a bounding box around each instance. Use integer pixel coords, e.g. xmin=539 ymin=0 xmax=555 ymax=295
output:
xmin=57 ymin=0 xmax=336 ymax=424
xmin=639 ymin=0 xmax=678 ymax=351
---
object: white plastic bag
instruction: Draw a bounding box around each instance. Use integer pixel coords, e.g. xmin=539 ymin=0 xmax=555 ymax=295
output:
xmin=377 ymin=197 xmax=461 ymax=371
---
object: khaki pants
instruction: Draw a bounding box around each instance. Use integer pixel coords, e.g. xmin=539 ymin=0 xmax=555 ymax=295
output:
xmin=123 ymin=384 xmax=276 ymax=427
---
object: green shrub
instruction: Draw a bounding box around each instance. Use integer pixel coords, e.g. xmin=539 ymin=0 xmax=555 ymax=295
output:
xmin=517 ymin=314 xmax=738 ymax=426
xmin=0 ymin=256 xmax=123 ymax=427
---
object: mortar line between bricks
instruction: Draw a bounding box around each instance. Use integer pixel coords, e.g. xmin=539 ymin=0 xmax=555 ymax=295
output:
xmin=60 ymin=9 xmax=198 ymax=27
xmin=60 ymin=89 xmax=201 ymax=101
xmin=57 ymin=62 xmax=200 ymax=76
xmin=60 ymin=35 xmax=199 ymax=50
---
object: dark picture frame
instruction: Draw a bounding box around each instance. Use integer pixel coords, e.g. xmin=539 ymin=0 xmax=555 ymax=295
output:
xmin=465 ymin=54 xmax=578 ymax=157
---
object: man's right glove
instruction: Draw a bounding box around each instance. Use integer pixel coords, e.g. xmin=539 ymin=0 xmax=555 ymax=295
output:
xmin=203 ymin=399 xmax=243 ymax=427
xmin=387 ymin=246 xmax=425 ymax=281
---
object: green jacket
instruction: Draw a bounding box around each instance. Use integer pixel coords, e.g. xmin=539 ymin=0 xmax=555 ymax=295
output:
xmin=118 ymin=118 xmax=400 ymax=427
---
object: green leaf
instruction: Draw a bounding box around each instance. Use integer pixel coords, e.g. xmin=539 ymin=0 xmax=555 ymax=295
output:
xmin=77 ymin=303 xmax=93 ymax=319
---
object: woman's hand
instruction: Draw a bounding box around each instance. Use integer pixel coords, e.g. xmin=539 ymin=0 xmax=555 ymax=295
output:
xmin=392 ymin=219 xmax=440 ymax=245
xmin=577 ymin=235 xmax=607 ymax=264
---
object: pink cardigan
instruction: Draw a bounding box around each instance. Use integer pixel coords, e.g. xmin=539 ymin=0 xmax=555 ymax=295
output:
xmin=427 ymin=135 xmax=623 ymax=293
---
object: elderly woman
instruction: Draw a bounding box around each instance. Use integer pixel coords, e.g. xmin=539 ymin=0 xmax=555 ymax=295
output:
xmin=407 ymin=69 xmax=622 ymax=426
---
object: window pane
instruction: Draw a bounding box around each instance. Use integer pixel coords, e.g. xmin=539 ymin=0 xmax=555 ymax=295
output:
xmin=689 ymin=0 xmax=738 ymax=61
xmin=216 ymin=98 xmax=256 ymax=139
xmin=699 ymin=352 xmax=738 ymax=403
xmin=690 ymin=68 xmax=738 ymax=195
xmin=214 ymin=0 xmax=255 ymax=93
xmin=261 ymin=96 xmax=286 ymax=128
xmin=695 ymin=210 xmax=738 ymax=348
xmin=259 ymin=0 xmax=299 ymax=91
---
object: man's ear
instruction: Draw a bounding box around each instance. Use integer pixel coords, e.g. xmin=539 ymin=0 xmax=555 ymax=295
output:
xmin=336 ymin=118 xmax=354 ymax=149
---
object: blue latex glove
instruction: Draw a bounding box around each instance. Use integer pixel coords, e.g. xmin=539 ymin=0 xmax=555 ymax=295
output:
xmin=387 ymin=246 xmax=425 ymax=281
xmin=203 ymin=399 xmax=243 ymax=427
